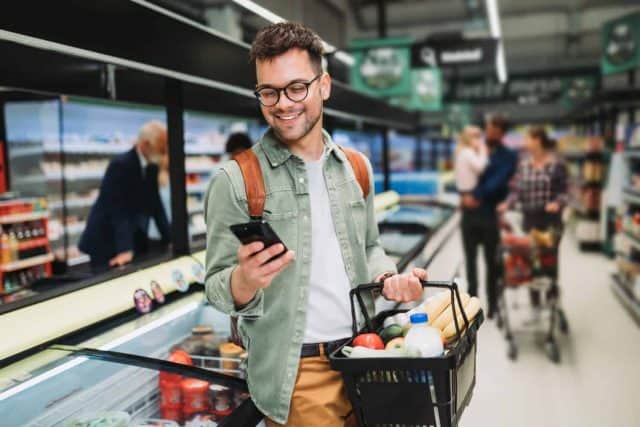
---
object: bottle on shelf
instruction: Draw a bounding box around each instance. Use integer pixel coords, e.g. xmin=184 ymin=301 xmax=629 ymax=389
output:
xmin=8 ymin=231 xmax=19 ymax=262
xmin=0 ymin=231 xmax=10 ymax=264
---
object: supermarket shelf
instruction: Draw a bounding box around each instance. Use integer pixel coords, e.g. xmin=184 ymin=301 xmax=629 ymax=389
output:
xmin=187 ymin=183 xmax=209 ymax=194
xmin=186 ymin=165 xmax=218 ymax=174
xmin=185 ymin=146 xmax=224 ymax=155
xmin=0 ymin=285 xmax=29 ymax=297
xmin=1 ymin=253 xmax=54 ymax=272
xmin=579 ymin=180 xmax=603 ymax=188
xmin=14 ymin=171 xmax=104 ymax=185
xmin=624 ymin=232 xmax=640 ymax=252
xmin=189 ymin=227 xmax=206 ymax=237
xmin=188 ymin=206 xmax=204 ymax=215
xmin=0 ymin=211 xmax=48 ymax=224
xmin=66 ymin=223 xmax=86 ymax=236
xmin=571 ymin=202 xmax=600 ymax=220
xmin=563 ymin=151 xmax=607 ymax=162
xmin=67 ymin=254 xmax=90 ymax=267
xmin=48 ymin=144 xmax=129 ymax=154
xmin=10 ymin=147 xmax=44 ymax=158
xmin=48 ymin=198 xmax=96 ymax=211
xmin=623 ymin=187 xmax=640 ymax=205
xmin=611 ymin=273 xmax=640 ymax=325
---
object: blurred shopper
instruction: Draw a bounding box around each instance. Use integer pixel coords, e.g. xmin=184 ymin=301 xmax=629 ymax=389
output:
xmin=461 ymin=115 xmax=517 ymax=318
xmin=455 ymin=125 xmax=488 ymax=193
xmin=79 ymin=121 xmax=170 ymax=273
xmin=499 ymin=126 xmax=569 ymax=305
xmin=225 ymin=132 xmax=254 ymax=158
xmin=204 ymin=22 xmax=427 ymax=427
xmin=149 ymin=153 xmax=172 ymax=241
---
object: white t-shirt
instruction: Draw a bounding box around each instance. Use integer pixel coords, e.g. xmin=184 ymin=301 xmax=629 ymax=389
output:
xmin=303 ymin=155 xmax=353 ymax=343
xmin=455 ymin=146 xmax=488 ymax=192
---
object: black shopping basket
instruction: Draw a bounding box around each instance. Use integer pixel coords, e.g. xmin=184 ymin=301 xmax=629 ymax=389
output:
xmin=329 ymin=280 xmax=483 ymax=427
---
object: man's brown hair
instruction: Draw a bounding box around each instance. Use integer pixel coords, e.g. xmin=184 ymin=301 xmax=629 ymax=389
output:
xmin=249 ymin=22 xmax=324 ymax=74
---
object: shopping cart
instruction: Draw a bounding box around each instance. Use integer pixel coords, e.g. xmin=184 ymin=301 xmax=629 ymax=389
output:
xmin=330 ymin=280 xmax=483 ymax=427
xmin=495 ymin=225 xmax=570 ymax=363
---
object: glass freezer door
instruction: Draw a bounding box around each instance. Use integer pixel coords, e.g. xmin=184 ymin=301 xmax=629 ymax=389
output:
xmin=0 ymin=346 xmax=263 ymax=427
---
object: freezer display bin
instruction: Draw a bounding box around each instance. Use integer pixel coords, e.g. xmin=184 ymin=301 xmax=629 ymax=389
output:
xmin=377 ymin=201 xmax=454 ymax=271
xmin=0 ymin=294 xmax=264 ymax=427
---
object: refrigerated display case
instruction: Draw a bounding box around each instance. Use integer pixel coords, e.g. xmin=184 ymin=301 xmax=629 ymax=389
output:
xmin=377 ymin=199 xmax=455 ymax=271
xmin=0 ymin=292 xmax=264 ymax=427
xmin=332 ymin=128 xmax=384 ymax=193
xmin=183 ymin=111 xmax=265 ymax=249
xmin=4 ymin=98 xmax=166 ymax=269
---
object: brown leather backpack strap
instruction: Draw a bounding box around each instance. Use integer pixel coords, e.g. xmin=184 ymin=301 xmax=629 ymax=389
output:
xmin=233 ymin=149 xmax=266 ymax=219
xmin=340 ymin=146 xmax=370 ymax=199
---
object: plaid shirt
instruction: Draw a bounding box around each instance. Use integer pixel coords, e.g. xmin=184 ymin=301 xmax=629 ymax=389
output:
xmin=506 ymin=156 xmax=569 ymax=213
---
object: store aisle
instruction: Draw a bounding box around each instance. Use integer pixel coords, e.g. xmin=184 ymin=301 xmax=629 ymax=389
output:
xmin=460 ymin=232 xmax=640 ymax=427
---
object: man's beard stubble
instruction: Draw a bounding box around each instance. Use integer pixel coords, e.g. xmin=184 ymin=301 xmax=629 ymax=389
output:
xmin=272 ymin=103 xmax=323 ymax=145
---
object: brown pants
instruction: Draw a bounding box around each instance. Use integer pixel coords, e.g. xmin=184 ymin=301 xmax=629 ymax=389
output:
xmin=266 ymin=351 xmax=357 ymax=427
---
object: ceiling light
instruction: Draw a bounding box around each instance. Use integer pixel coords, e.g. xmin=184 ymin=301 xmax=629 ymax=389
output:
xmin=486 ymin=0 xmax=507 ymax=83
xmin=232 ymin=0 xmax=355 ymax=67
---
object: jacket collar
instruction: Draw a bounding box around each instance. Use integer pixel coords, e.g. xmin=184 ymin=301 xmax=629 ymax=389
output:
xmin=260 ymin=127 xmax=346 ymax=168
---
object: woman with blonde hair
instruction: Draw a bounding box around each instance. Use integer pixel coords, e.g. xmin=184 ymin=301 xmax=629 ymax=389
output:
xmin=455 ymin=125 xmax=488 ymax=194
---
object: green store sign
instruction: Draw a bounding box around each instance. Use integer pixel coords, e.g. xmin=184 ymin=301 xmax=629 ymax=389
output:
xmin=389 ymin=68 xmax=443 ymax=112
xmin=601 ymin=12 xmax=640 ymax=75
xmin=349 ymin=37 xmax=413 ymax=97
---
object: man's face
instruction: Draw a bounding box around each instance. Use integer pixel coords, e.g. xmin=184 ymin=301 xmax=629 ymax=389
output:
xmin=146 ymin=130 xmax=168 ymax=164
xmin=485 ymin=121 xmax=503 ymax=146
xmin=256 ymin=48 xmax=330 ymax=144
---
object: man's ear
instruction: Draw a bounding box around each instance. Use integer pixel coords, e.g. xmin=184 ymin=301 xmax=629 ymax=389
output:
xmin=320 ymin=73 xmax=331 ymax=101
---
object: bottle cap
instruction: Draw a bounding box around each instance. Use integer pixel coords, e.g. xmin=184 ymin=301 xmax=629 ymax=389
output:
xmin=410 ymin=313 xmax=428 ymax=324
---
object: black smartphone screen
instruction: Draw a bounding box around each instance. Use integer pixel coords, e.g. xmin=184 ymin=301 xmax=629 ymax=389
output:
xmin=229 ymin=220 xmax=287 ymax=263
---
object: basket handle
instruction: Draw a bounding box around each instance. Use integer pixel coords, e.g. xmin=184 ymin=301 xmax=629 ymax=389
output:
xmin=349 ymin=279 xmax=471 ymax=344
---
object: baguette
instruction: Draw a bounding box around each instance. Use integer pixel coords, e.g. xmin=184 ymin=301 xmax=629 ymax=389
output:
xmin=443 ymin=296 xmax=482 ymax=340
xmin=432 ymin=293 xmax=471 ymax=331
xmin=422 ymin=291 xmax=453 ymax=325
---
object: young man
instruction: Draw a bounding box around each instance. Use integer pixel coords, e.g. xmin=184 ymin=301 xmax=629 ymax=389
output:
xmin=204 ymin=23 xmax=427 ymax=426
xmin=460 ymin=114 xmax=517 ymax=318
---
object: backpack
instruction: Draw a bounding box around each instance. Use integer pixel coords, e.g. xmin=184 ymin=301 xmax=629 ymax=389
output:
xmin=229 ymin=145 xmax=370 ymax=346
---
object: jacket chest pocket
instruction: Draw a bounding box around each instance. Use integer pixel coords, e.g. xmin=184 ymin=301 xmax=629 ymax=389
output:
xmin=349 ymin=199 xmax=367 ymax=245
xmin=263 ymin=209 xmax=298 ymax=250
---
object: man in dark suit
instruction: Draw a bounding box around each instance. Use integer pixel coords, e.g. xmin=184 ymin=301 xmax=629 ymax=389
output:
xmin=79 ymin=121 xmax=171 ymax=273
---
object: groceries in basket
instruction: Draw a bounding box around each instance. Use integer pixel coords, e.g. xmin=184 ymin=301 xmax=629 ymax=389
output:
xmin=345 ymin=291 xmax=481 ymax=357
xmin=404 ymin=313 xmax=443 ymax=357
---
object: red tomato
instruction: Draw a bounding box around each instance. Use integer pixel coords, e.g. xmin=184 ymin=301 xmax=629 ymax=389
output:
xmin=352 ymin=333 xmax=384 ymax=350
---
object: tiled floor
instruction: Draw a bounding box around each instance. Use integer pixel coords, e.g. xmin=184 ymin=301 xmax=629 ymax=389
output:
xmin=459 ymin=232 xmax=640 ymax=427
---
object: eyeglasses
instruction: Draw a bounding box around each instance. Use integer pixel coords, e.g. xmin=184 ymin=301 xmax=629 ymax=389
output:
xmin=254 ymin=75 xmax=322 ymax=107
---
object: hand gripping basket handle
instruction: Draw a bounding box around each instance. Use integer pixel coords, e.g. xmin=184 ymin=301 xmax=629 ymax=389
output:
xmin=349 ymin=279 xmax=471 ymax=343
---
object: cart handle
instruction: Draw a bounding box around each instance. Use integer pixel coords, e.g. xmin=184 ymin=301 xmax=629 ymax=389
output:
xmin=349 ymin=279 xmax=471 ymax=345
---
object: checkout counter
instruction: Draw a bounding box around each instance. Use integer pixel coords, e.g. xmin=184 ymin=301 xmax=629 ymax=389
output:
xmin=0 ymin=192 xmax=461 ymax=426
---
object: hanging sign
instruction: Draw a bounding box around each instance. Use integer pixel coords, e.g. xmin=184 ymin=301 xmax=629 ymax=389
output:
xmin=411 ymin=38 xmax=497 ymax=68
xmin=349 ymin=37 xmax=413 ymax=97
xmin=601 ymin=12 xmax=640 ymax=75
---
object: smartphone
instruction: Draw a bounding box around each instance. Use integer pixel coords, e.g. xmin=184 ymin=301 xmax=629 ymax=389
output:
xmin=229 ymin=220 xmax=287 ymax=263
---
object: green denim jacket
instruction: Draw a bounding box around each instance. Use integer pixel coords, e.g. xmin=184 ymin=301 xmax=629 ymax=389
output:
xmin=204 ymin=128 xmax=397 ymax=423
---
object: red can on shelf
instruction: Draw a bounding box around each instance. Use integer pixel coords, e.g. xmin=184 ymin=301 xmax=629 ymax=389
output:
xmin=160 ymin=405 xmax=183 ymax=423
xmin=159 ymin=349 xmax=193 ymax=383
xmin=181 ymin=378 xmax=211 ymax=418
xmin=159 ymin=379 xmax=182 ymax=408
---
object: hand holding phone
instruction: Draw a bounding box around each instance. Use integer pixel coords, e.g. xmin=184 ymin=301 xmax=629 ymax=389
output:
xmin=229 ymin=220 xmax=295 ymax=307
xmin=230 ymin=220 xmax=287 ymax=263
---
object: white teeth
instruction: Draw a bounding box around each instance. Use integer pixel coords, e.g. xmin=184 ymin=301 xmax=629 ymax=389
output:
xmin=276 ymin=112 xmax=301 ymax=120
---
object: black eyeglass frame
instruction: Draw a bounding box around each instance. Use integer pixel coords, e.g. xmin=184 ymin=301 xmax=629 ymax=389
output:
xmin=254 ymin=74 xmax=322 ymax=107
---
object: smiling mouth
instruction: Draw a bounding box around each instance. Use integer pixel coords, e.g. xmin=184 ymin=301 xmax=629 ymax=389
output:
xmin=274 ymin=111 xmax=303 ymax=121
